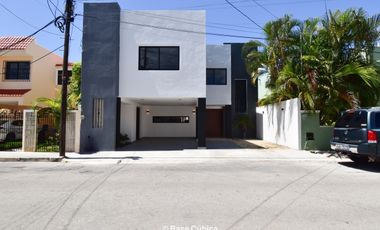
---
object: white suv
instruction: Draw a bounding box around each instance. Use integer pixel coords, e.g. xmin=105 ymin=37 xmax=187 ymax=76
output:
xmin=0 ymin=120 xmax=23 ymax=142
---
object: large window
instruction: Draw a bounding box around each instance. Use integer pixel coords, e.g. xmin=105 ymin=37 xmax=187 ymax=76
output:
xmin=207 ymin=68 xmax=227 ymax=85
xmin=152 ymin=116 xmax=189 ymax=123
xmin=139 ymin=46 xmax=180 ymax=70
xmin=235 ymin=79 xmax=247 ymax=113
xmin=57 ymin=70 xmax=72 ymax=85
xmin=5 ymin=61 xmax=30 ymax=80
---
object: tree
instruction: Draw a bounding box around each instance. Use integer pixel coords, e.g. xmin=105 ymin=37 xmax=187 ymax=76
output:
xmin=243 ymin=8 xmax=380 ymax=125
xmin=36 ymin=62 xmax=81 ymax=127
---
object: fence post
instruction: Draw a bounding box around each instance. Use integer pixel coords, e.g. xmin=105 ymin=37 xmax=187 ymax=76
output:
xmin=22 ymin=110 xmax=37 ymax=152
xmin=65 ymin=110 xmax=81 ymax=152
xmin=74 ymin=110 xmax=81 ymax=153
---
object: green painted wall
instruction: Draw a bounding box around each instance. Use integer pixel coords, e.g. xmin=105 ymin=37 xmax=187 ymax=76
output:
xmin=301 ymin=111 xmax=333 ymax=151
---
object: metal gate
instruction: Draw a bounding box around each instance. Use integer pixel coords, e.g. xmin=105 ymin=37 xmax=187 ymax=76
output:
xmin=0 ymin=109 xmax=23 ymax=151
xmin=36 ymin=111 xmax=59 ymax=152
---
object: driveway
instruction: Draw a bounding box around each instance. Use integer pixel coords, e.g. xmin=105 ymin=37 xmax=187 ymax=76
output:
xmin=117 ymin=138 xmax=259 ymax=151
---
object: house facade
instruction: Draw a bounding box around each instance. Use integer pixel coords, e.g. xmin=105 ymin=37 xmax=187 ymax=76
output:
xmin=80 ymin=3 xmax=257 ymax=152
xmin=0 ymin=36 xmax=70 ymax=107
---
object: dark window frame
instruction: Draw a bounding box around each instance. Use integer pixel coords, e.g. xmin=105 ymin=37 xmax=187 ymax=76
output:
xmin=152 ymin=116 xmax=190 ymax=123
xmin=56 ymin=70 xmax=73 ymax=85
xmin=207 ymin=68 xmax=227 ymax=85
xmin=139 ymin=46 xmax=180 ymax=71
xmin=234 ymin=79 xmax=248 ymax=114
xmin=4 ymin=61 xmax=31 ymax=80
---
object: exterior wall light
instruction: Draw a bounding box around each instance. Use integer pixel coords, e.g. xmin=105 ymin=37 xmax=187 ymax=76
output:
xmin=192 ymin=108 xmax=196 ymax=115
xmin=146 ymin=108 xmax=150 ymax=115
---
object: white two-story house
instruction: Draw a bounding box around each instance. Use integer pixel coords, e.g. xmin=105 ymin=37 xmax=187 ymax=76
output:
xmin=80 ymin=3 xmax=257 ymax=152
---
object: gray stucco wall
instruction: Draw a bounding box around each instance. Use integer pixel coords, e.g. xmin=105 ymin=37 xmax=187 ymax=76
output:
xmin=80 ymin=3 xmax=120 ymax=152
xmin=227 ymin=43 xmax=258 ymax=139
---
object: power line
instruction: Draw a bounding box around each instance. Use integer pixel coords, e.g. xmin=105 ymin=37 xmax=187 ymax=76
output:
xmin=0 ymin=44 xmax=64 ymax=75
xmin=128 ymin=11 xmax=264 ymax=34
xmin=248 ymin=0 xmax=278 ymax=19
xmin=177 ymin=0 xmax=336 ymax=11
xmin=47 ymin=0 xmax=83 ymax=32
xmin=224 ymin=0 xmax=265 ymax=30
xmin=32 ymin=45 xmax=64 ymax=63
xmin=0 ymin=2 xmax=61 ymax=36
xmin=79 ymin=14 xmax=266 ymax=40
xmin=0 ymin=19 xmax=57 ymax=56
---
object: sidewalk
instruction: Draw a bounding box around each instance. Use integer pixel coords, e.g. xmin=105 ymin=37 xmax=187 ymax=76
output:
xmin=0 ymin=148 xmax=344 ymax=163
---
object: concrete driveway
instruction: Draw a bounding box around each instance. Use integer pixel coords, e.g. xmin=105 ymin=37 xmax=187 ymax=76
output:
xmin=117 ymin=138 xmax=258 ymax=151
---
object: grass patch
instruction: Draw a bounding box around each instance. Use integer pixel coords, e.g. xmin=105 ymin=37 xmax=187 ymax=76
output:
xmin=36 ymin=143 xmax=59 ymax=152
xmin=0 ymin=140 xmax=22 ymax=151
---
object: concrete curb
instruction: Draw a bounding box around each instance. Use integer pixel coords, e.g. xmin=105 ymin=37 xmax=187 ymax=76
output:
xmin=0 ymin=157 xmax=63 ymax=162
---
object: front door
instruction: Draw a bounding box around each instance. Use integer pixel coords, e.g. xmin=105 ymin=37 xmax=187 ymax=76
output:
xmin=206 ymin=109 xmax=223 ymax=138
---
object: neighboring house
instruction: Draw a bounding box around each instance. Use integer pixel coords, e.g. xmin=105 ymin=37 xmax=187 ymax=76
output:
xmin=80 ymin=3 xmax=257 ymax=151
xmin=256 ymin=67 xmax=270 ymax=101
xmin=374 ymin=46 xmax=380 ymax=68
xmin=0 ymin=36 xmax=71 ymax=106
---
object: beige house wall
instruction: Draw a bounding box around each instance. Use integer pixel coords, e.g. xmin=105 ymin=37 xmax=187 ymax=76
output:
xmin=0 ymin=41 xmax=64 ymax=106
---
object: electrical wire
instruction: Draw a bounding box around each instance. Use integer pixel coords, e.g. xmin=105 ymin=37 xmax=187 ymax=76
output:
xmin=248 ymin=0 xmax=278 ymax=19
xmin=79 ymin=14 xmax=266 ymax=40
xmin=0 ymin=44 xmax=64 ymax=76
xmin=127 ymin=11 xmax=264 ymax=34
xmin=224 ymin=0 xmax=265 ymax=30
xmin=31 ymin=44 xmax=64 ymax=63
xmin=0 ymin=2 xmax=61 ymax=36
xmin=0 ymin=19 xmax=57 ymax=56
xmin=47 ymin=0 xmax=83 ymax=32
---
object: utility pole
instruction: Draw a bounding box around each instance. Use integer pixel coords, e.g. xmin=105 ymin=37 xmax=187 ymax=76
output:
xmin=59 ymin=0 xmax=74 ymax=158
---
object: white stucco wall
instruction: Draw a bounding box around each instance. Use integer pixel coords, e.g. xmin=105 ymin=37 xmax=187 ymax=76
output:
xmin=206 ymin=45 xmax=231 ymax=105
xmin=120 ymin=103 xmax=137 ymax=142
xmin=119 ymin=11 xmax=206 ymax=100
xmin=256 ymin=98 xmax=301 ymax=149
xmin=140 ymin=105 xmax=195 ymax=137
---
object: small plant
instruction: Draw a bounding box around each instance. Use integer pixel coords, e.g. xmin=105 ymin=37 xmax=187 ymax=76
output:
xmin=234 ymin=115 xmax=254 ymax=139
xmin=117 ymin=133 xmax=130 ymax=147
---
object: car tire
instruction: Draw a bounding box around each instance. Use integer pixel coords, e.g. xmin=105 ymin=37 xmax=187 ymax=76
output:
xmin=5 ymin=133 xmax=16 ymax=141
xmin=348 ymin=155 xmax=369 ymax=164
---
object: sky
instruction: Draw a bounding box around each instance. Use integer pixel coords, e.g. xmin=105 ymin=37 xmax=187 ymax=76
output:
xmin=1 ymin=0 xmax=379 ymax=62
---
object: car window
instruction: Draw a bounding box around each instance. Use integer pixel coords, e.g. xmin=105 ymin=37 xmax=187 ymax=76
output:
xmin=372 ymin=112 xmax=380 ymax=128
xmin=335 ymin=111 xmax=367 ymax=128
xmin=11 ymin=120 xmax=23 ymax=126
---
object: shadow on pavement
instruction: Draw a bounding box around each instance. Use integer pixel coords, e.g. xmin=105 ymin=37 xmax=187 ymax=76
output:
xmin=116 ymin=138 xmax=264 ymax=151
xmin=65 ymin=156 xmax=143 ymax=161
xmin=338 ymin=161 xmax=380 ymax=173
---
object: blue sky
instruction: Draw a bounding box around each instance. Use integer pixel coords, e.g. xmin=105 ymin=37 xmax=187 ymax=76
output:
xmin=1 ymin=0 xmax=379 ymax=62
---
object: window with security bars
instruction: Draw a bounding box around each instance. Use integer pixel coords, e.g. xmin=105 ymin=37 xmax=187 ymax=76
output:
xmin=4 ymin=61 xmax=30 ymax=80
xmin=92 ymin=98 xmax=104 ymax=128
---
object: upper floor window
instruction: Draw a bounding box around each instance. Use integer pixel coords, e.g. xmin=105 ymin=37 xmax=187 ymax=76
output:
xmin=57 ymin=70 xmax=72 ymax=85
xmin=4 ymin=61 xmax=30 ymax=80
xmin=207 ymin=68 xmax=227 ymax=85
xmin=139 ymin=46 xmax=179 ymax=70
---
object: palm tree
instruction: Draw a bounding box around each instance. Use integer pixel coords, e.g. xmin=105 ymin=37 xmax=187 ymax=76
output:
xmin=244 ymin=8 xmax=380 ymax=125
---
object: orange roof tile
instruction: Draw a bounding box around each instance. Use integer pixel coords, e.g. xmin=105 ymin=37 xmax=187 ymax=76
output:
xmin=0 ymin=89 xmax=31 ymax=97
xmin=0 ymin=36 xmax=34 ymax=50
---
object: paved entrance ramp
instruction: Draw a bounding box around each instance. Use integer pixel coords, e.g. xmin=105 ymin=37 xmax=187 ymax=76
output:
xmin=118 ymin=138 xmax=255 ymax=151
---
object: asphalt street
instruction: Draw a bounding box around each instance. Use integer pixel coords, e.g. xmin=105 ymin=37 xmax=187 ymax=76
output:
xmin=1 ymin=154 xmax=380 ymax=230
